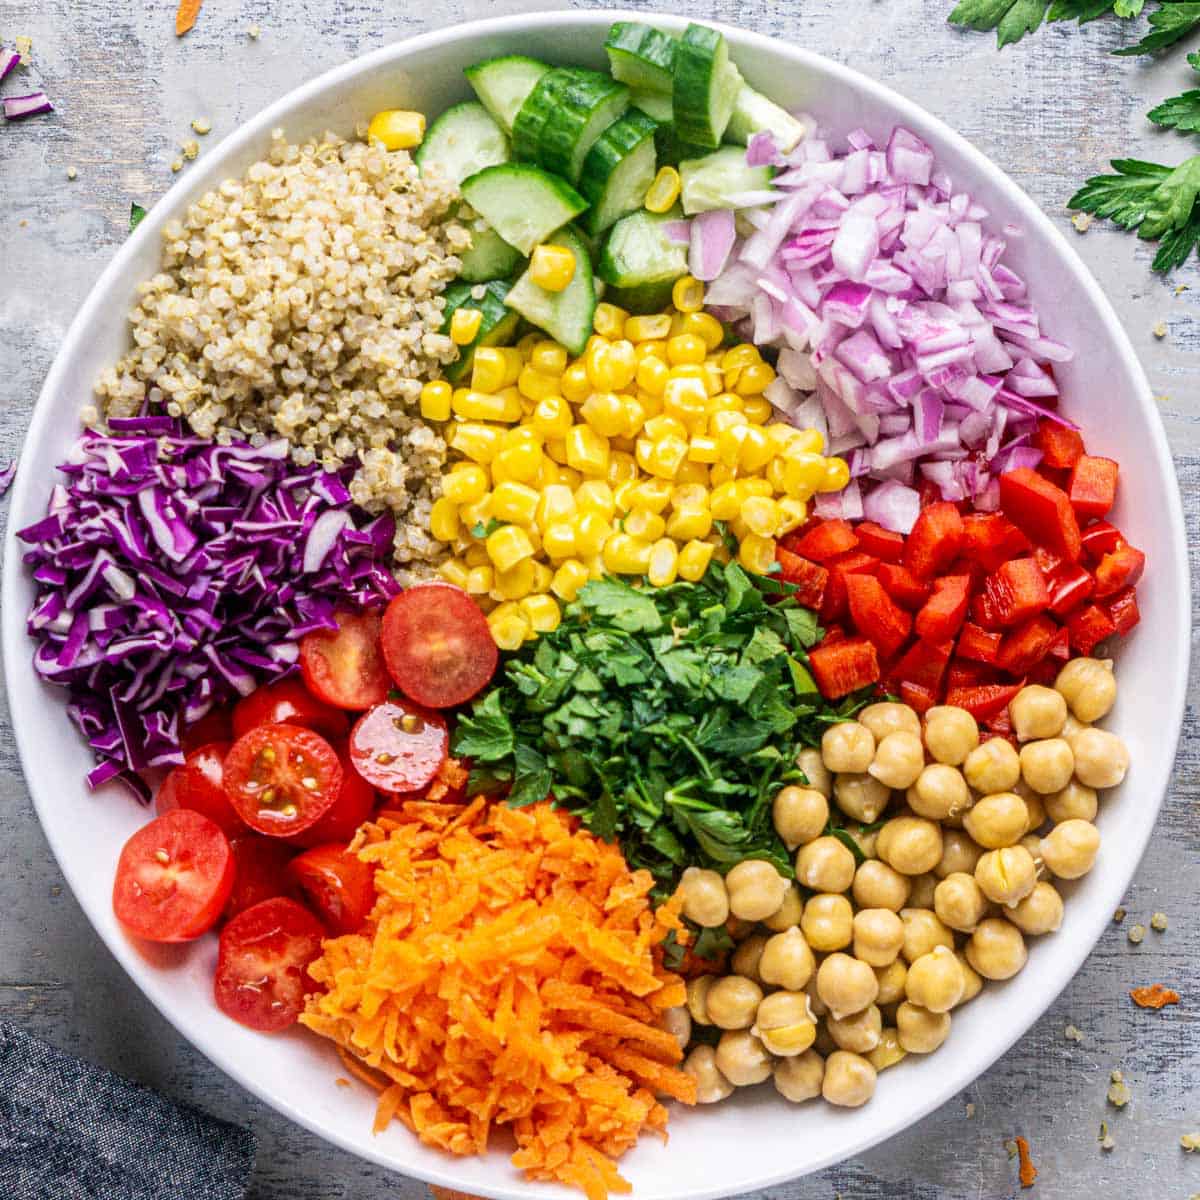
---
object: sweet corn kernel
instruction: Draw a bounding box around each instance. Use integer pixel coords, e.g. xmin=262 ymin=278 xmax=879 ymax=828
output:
xmin=466 ymin=564 xmax=494 ymax=595
xmin=531 ymin=394 xmax=573 ymax=438
xmin=516 ymin=331 xmax=542 ymax=357
xmin=743 ymin=395 xmax=773 ymax=424
xmin=593 ymin=303 xmax=629 ymax=339
xmin=565 ymin=425 xmax=610 ymax=476
xmin=818 ymin=456 xmax=850 ymax=492
xmin=718 ymin=424 xmax=774 ymax=472
xmin=607 ymin=451 xmax=638 ymax=486
xmin=442 ymin=464 xmax=489 ymax=506
xmin=636 ymin=355 xmax=670 ymax=397
xmin=766 ymin=423 xmax=801 ymax=453
xmin=681 ymin=311 xmax=724 ymax=350
xmin=678 ymin=538 xmax=716 ymax=581
xmin=721 ymin=344 xmax=762 ymax=371
xmin=492 ymin=440 xmax=542 ymax=484
xmin=551 ymin=559 xmax=590 ymax=602
xmin=742 ymin=478 xmax=772 ymax=498
xmin=778 ymin=497 xmax=808 ymax=532
xmin=735 ymin=361 xmax=776 ymax=395
xmin=795 ymin=428 xmax=825 ymax=455
xmin=542 ymin=522 xmax=577 ymax=559
xmin=518 ymin=365 xmax=562 ymax=402
xmin=531 ymin=341 xmax=568 ymax=375
xmin=645 ymin=165 xmax=682 ymax=213
xmin=530 ymin=561 xmax=554 ymax=593
xmin=712 ymin=391 xmax=744 ymax=414
xmin=450 ymin=422 xmax=503 ymax=464
xmin=486 ymin=524 xmax=535 ymax=572
xmin=494 ymin=558 xmax=536 ymax=600
xmin=488 ymin=602 xmax=530 ymax=651
xmin=464 ymin=542 xmax=491 ymax=567
xmin=557 ymin=466 xmax=583 ymax=490
xmin=701 ymin=361 xmax=725 ymax=396
xmin=471 ymin=347 xmax=507 ymax=393
xmin=636 ymin=434 xmax=688 ymax=479
xmin=610 ymin=434 xmax=636 ymax=455
xmin=520 ymin=593 xmax=562 ymax=633
xmin=581 ymin=391 xmax=628 ymax=437
xmin=419 ymin=380 xmax=452 ymax=420
xmin=575 ymin=480 xmax=616 ymax=519
xmin=647 ymin=538 xmax=679 ymax=587
xmin=741 ymin=495 xmax=780 ymax=537
xmin=783 ymin=451 xmax=827 ymax=498
xmin=536 ymin=484 xmax=577 ymax=526
xmin=620 ymin=396 xmax=647 ymax=438
xmin=672 ymin=274 xmax=705 ymax=313
xmin=573 ymin=512 xmax=612 ymax=556
xmin=671 ymin=483 xmax=709 ymax=510
xmin=710 ymin=410 xmax=748 ymax=436
xmin=625 ymin=313 xmax=673 ymax=342
xmin=530 ymin=243 xmax=577 ymax=292
xmin=665 ymin=507 xmax=713 ymax=540
xmin=674 ymin=459 xmax=709 ymax=486
xmin=623 ymin=508 xmax=666 ymax=541
xmin=710 ymin=481 xmax=743 ymax=520
xmin=738 ymin=532 xmax=777 ymax=575
xmin=642 ymin=414 xmax=688 ymax=443
xmin=452 ymin=387 xmax=522 ymax=422
xmin=439 ymin=558 xmax=471 ymax=589
xmin=709 ymin=462 xmax=735 ymax=487
xmin=688 ymin=434 xmax=720 ymax=464
xmin=366 ymin=109 xmax=426 ymax=150
xmin=584 ymin=552 xmax=607 ymax=579
xmin=585 ymin=333 xmax=609 ymax=356
xmin=536 ymin=458 xmax=562 ymax=488
xmin=637 ymin=339 xmax=669 ymax=362
xmin=491 ymin=480 xmax=540 ymax=526
xmin=430 ymin=496 xmax=460 ymax=543
xmin=561 ymin=362 xmax=591 ymax=403
xmin=450 ymin=307 xmax=483 ymax=345
xmin=586 ymin=341 xmax=637 ymax=392
xmin=603 ymin=533 xmax=653 ymax=575
xmin=624 ymin=477 xmax=673 ymax=513
xmin=663 ymin=373 xmax=709 ymax=416
xmin=545 ymin=438 xmax=568 ymax=465
xmin=667 ymin=333 xmax=707 ymax=366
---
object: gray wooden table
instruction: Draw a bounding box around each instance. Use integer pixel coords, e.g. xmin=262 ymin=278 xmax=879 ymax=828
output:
xmin=2 ymin=2 xmax=1198 ymax=1197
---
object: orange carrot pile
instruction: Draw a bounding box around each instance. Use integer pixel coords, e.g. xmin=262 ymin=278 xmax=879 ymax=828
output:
xmin=301 ymin=798 xmax=694 ymax=1200
xmin=1130 ymin=983 xmax=1181 ymax=1010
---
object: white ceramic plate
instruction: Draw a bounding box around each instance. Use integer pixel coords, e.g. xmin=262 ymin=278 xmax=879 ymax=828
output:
xmin=2 ymin=11 xmax=1190 ymax=1199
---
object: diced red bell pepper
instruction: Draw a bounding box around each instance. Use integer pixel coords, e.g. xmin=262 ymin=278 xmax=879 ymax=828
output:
xmin=983 ymin=557 xmax=1050 ymax=628
xmin=1068 ymin=456 xmax=1119 ymax=520
xmin=957 ymin=622 xmax=1002 ymax=665
xmin=845 ymin=573 xmax=913 ymax=658
xmin=944 ymin=682 xmax=1022 ymax=721
xmin=853 ymin=521 xmax=905 ymax=563
xmin=999 ymin=468 xmax=1082 ymax=562
xmin=877 ymin=562 xmax=932 ymax=611
xmin=914 ymin=574 xmax=970 ymax=643
xmin=946 ymin=658 xmax=1000 ymax=689
xmin=984 ymin=705 xmax=1016 ymax=736
xmin=900 ymin=680 xmax=938 ymax=714
xmin=1067 ymin=604 xmax=1117 ymax=655
xmin=1106 ymin=586 xmax=1140 ymax=636
xmin=809 ymin=636 xmax=881 ymax=700
xmin=792 ymin=519 xmax=860 ymax=563
xmin=1046 ymin=625 xmax=1070 ymax=662
xmin=971 ymin=591 xmax=1001 ymax=630
xmin=1080 ymin=520 xmax=1124 ymax=562
xmin=776 ymin=548 xmax=829 ymax=610
xmin=904 ymin=502 xmax=964 ymax=579
xmin=1027 ymin=658 xmax=1061 ymax=686
xmin=1092 ymin=543 xmax=1146 ymax=599
xmin=892 ymin=638 xmax=953 ymax=693
xmin=960 ymin=513 xmax=1031 ymax=573
xmin=1033 ymin=421 xmax=1085 ymax=470
xmin=995 ymin=614 xmax=1058 ymax=674
xmin=1033 ymin=545 xmax=1062 ymax=578
xmin=1046 ymin=563 xmax=1094 ymax=618
xmin=820 ymin=552 xmax=881 ymax=623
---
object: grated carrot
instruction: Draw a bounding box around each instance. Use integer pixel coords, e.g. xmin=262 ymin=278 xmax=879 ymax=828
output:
xmin=302 ymin=800 xmax=694 ymax=1199
xmin=1015 ymin=1135 xmax=1037 ymax=1188
xmin=1130 ymin=983 xmax=1180 ymax=1009
xmin=174 ymin=0 xmax=202 ymax=35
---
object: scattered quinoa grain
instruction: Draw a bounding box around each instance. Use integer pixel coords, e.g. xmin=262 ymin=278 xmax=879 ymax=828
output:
xmin=182 ymin=139 xmax=200 ymax=160
xmin=1181 ymin=1132 xmax=1200 ymax=1152
xmin=1065 ymin=1024 xmax=1084 ymax=1043
xmin=248 ymin=23 xmax=261 ymax=38
xmin=1150 ymin=911 xmax=1168 ymax=931
xmin=170 ymin=157 xmax=184 ymax=173
xmin=1071 ymin=212 xmax=1092 ymax=233
xmin=191 ymin=117 xmax=211 ymax=135
xmin=1113 ymin=907 xmax=1126 ymax=923
xmin=1107 ymin=1071 xmax=1131 ymax=1108
xmin=966 ymin=1102 xmax=976 ymax=1118
xmin=15 ymin=35 xmax=32 ymax=63
xmin=1153 ymin=322 xmax=1167 ymax=339
xmin=66 ymin=166 xmax=77 ymax=180
xmin=1175 ymin=284 xmax=1189 ymax=296
xmin=1099 ymin=1121 xmax=1115 ymax=1151
xmin=1128 ymin=923 xmax=1145 ymax=944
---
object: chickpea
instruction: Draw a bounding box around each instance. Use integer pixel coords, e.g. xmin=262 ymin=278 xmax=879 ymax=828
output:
xmin=686 ymin=975 xmax=716 ymax=1024
xmin=853 ymin=859 xmax=912 ymax=912
xmin=877 ymin=815 xmax=943 ymax=875
xmin=923 ymin=706 xmax=979 ymax=765
xmin=1024 ymin=792 xmax=1047 ymax=834
xmin=906 ymin=872 xmax=938 ymax=909
xmin=706 ymin=975 xmax=764 ymax=1030
xmin=905 ymin=945 xmax=965 ymax=1013
xmin=1068 ymin=728 xmax=1130 ymax=790
xmin=896 ymin=1001 xmax=951 ymax=1053
xmin=1046 ymin=779 xmax=1098 ymax=825
xmin=822 ymin=721 xmax=875 ymax=773
xmin=753 ymin=990 xmax=817 ymax=1057
xmin=844 ymin=824 xmax=880 ymax=862
xmin=1040 ymin=818 xmax=1100 ymax=879
xmin=816 ymin=952 xmax=879 ymax=1019
xmin=1055 ymin=657 xmax=1117 ymax=723
xmin=774 ymin=1049 xmax=824 ymax=1102
xmin=874 ymin=958 xmax=908 ymax=1005
xmin=797 ymin=747 xmax=833 ymax=797
xmin=933 ymin=872 xmax=988 ymax=933
xmin=762 ymin=884 xmax=804 ymax=933
xmin=974 ymin=845 xmax=1038 ymax=908
xmin=663 ymin=1005 xmax=692 ymax=1051
xmin=759 ymin=927 xmax=816 ymax=991
xmin=852 ymin=908 xmax=905 ymax=967
xmin=726 ymin=915 xmax=756 ymax=941
xmin=1009 ymin=879 xmax=1065 ymax=935
xmin=1020 ymin=738 xmax=1075 ymax=795
xmin=828 ymin=1003 xmax=883 ymax=1054
xmin=1062 ymin=713 xmax=1089 ymax=740
xmin=1010 ymin=684 xmax=1068 ymax=741
xmin=963 ymin=737 xmax=1021 ymax=794
xmin=867 ymin=1026 xmax=907 ymax=1072
xmin=834 ymin=772 xmax=891 ymax=824
xmin=715 ymin=1029 xmax=774 ymax=1086
xmin=678 ymin=866 xmax=730 ymax=927
xmin=935 ymin=829 xmax=984 ymax=878
xmin=812 ymin=1023 xmax=838 ymax=1058
xmin=956 ymin=952 xmax=983 ymax=1003
xmin=966 ymin=917 xmax=1028 ymax=980
xmin=773 ymin=785 xmax=829 ymax=850
xmin=725 ymin=859 xmax=791 ymax=922
xmin=683 ymin=1044 xmax=734 ymax=1103
xmin=731 ymin=933 xmax=768 ymax=983
xmin=821 ymin=1050 xmax=877 ymax=1107
xmin=1019 ymin=832 xmax=1046 ymax=876
xmin=860 ymin=701 xmax=922 ymax=742
xmin=869 ymin=731 xmax=925 ymax=790
xmin=900 ymin=907 xmax=954 ymax=963
xmin=909 ymin=763 xmax=971 ymax=821
xmin=804 ymin=974 xmax=829 ymax=1019
xmin=963 ymin=792 xmax=1029 ymax=849
xmin=796 ymin=836 xmax=857 ymax=894
xmin=800 ymin=893 xmax=854 ymax=952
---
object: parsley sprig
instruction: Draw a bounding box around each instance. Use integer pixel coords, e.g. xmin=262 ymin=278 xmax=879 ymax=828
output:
xmin=948 ymin=0 xmax=1145 ymax=50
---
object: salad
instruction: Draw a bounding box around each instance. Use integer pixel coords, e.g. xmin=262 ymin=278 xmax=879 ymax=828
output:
xmin=17 ymin=16 xmax=1144 ymax=1198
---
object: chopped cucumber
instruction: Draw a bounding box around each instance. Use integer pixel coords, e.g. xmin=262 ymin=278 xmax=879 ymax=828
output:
xmin=505 ymin=225 xmax=597 ymax=356
xmin=578 ymin=109 xmax=658 ymax=236
xmin=606 ymin=280 xmax=677 ymax=315
xmin=604 ymin=22 xmax=678 ymax=94
xmin=598 ymin=208 xmax=688 ymax=297
xmin=512 ymin=67 xmax=579 ymax=163
xmin=441 ymin=280 xmax=519 ymax=383
xmin=726 ymin=83 xmax=808 ymax=153
xmin=630 ymin=88 xmax=674 ymax=124
xmin=679 ymin=145 xmax=774 ymax=214
xmin=536 ymin=70 xmax=630 ymax=183
xmin=464 ymin=55 xmax=551 ymax=133
xmin=414 ymin=102 xmax=509 ymax=186
xmin=460 ymin=163 xmax=588 ymax=256
xmin=458 ymin=221 xmax=525 ymax=283
xmin=672 ymin=24 xmax=743 ymax=150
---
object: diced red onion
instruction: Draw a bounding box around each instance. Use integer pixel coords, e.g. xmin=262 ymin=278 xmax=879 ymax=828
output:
xmin=0 ymin=46 xmax=19 ymax=81
xmin=745 ymin=132 xmax=781 ymax=168
xmin=3 ymin=91 xmax=53 ymax=119
xmin=862 ymin=479 xmax=921 ymax=533
xmin=690 ymin=209 xmax=737 ymax=281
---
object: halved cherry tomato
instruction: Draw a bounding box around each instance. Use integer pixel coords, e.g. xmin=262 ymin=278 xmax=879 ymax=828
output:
xmin=299 ymin=609 xmax=391 ymax=711
xmin=282 ymin=751 xmax=377 ymax=849
xmin=288 ymin=844 xmax=375 ymax=934
xmin=155 ymin=742 xmax=244 ymax=838
xmin=350 ymin=699 xmax=448 ymax=792
xmin=381 ymin=583 xmax=497 ymax=709
xmin=214 ymin=897 xmax=325 ymax=1032
xmin=112 ymin=810 xmax=234 ymax=943
xmin=223 ymin=724 xmax=343 ymax=837
xmin=224 ymin=835 xmax=298 ymax=921
xmin=181 ymin=707 xmax=234 ymax=756
xmin=232 ymin=676 xmax=349 ymax=741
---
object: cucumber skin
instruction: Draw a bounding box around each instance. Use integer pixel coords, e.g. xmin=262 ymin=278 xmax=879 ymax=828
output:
xmin=505 ymin=226 xmax=597 ymax=356
xmin=465 ymin=55 xmax=551 ymax=133
xmin=606 ymin=280 xmax=677 ymax=315
xmin=672 ymin=24 xmax=740 ymax=150
xmin=537 ymin=72 xmax=630 ymax=182
xmin=604 ymin=22 xmax=678 ymax=94
xmin=598 ymin=208 xmax=688 ymax=290
xmin=578 ymin=109 xmax=659 ymax=236
xmin=459 ymin=163 xmax=588 ymax=256
xmin=458 ymin=224 xmax=525 ymax=283
xmin=679 ymin=146 xmax=775 ymax=214
xmin=441 ymin=280 xmax=518 ymax=383
xmin=512 ymin=68 xmax=579 ymax=163
xmin=726 ymin=84 xmax=808 ymax=152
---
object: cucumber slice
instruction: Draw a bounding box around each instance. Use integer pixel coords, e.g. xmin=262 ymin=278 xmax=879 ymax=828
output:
xmin=578 ymin=109 xmax=658 ymax=236
xmin=630 ymin=88 xmax=673 ymax=124
xmin=598 ymin=207 xmax=688 ymax=292
xmin=604 ymin=22 xmax=678 ymax=94
xmin=441 ymin=280 xmax=519 ymax=383
xmin=606 ymin=280 xmax=677 ymax=315
xmin=536 ymin=70 xmax=630 ymax=183
xmin=464 ymin=55 xmax=551 ymax=133
xmin=458 ymin=221 xmax=525 ymax=283
xmin=460 ymin=163 xmax=588 ymax=256
xmin=511 ymin=67 xmax=580 ymax=163
xmin=415 ymin=102 xmax=509 ymax=186
xmin=679 ymin=146 xmax=775 ymax=214
xmin=505 ymin=226 xmax=597 ymax=356
xmin=672 ymin=24 xmax=743 ymax=150
xmin=726 ymin=83 xmax=808 ymax=153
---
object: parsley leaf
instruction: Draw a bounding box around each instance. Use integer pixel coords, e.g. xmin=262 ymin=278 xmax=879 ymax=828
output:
xmin=1147 ymin=55 xmax=1200 ymax=129
xmin=470 ymin=517 xmax=503 ymax=539
xmin=1114 ymin=1 xmax=1200 ymax=54
xmin=577 ymin=578 xmax=663 ymax=632
xmin=950 ymin=0 xmax=1141 ymax=45
xmin=129 ymin=202 xmax=147 ymax=232
xmin=452 ymin=689 xmax=514 ymax=759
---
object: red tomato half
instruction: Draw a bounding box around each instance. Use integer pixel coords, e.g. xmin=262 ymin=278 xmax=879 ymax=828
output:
xmin=380 ymin=583 xmax=497 ymax=709
xmin=299 ymin=609 xmax=391 ymax=711
xmin=349 ymin=700 xmax=448 ymax=793
xmin=181 ymin=707 xmax=234 ymax=756
xmin=232 ymin=676 xmax=350 ymax=741
xmin=214 ymin=897 xmax=325 ymax=1032
xmin=288 ymin=844 xmax=375 ymax=934
xmin=282 ymin=751 xmax=377 ymax=850
xmin=156 ymin=742 xmax=244 ymax=838
xmin=223 ymin=724 xmax=343 ymax=837
xmin=112 ymin=810 xmax=234 ymax=943
xmin=224 ymin=835 xmax=299 ymax=921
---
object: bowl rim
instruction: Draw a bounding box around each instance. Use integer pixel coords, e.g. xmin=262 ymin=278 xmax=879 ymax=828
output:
xmin=2 ymin=9 xmax=1191 ymax=1198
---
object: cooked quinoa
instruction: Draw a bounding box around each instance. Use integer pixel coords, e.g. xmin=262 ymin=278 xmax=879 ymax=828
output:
xmin=93 ymin=128 xmax=471 ymax=581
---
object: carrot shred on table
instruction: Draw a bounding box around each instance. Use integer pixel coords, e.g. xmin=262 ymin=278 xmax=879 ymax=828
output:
xmin=302 ymin=801 xmax=693 ymax=1199
xmin=1130 ymin=983 xmax=1181 ymax=1009
xmin=174 ymin=0 xmax=201 ymax=35
xmin=1015 ymin=1135 xmax=1038 ymax=1188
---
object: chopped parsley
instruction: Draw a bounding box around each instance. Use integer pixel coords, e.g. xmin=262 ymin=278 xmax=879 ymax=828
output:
xmin=947 ymin=0 xmax=1144 ymax=49
xmin=1147 ymin=53 xmax=1200 ymax=132
xmin=129 ymin=202 xmax=147 ymax=232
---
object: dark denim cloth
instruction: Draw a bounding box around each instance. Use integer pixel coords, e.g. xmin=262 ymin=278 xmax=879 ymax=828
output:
xmin=0 ymin=1020 xmax=255 ymax=1200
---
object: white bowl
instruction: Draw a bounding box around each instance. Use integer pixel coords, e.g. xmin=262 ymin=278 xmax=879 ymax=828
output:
xmin=2 ymin=10 xmax=1190 ymax=1199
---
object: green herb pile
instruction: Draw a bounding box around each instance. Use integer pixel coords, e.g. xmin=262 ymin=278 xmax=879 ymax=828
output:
xmin=452 ymin=564 xmax=868 ymax=892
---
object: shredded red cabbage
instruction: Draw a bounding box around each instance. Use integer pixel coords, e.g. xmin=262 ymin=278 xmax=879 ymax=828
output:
xmin=0 ymin=462 xmax=14 ymax=496
xmin=3 ymin=91 xmax=53 ymax=119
